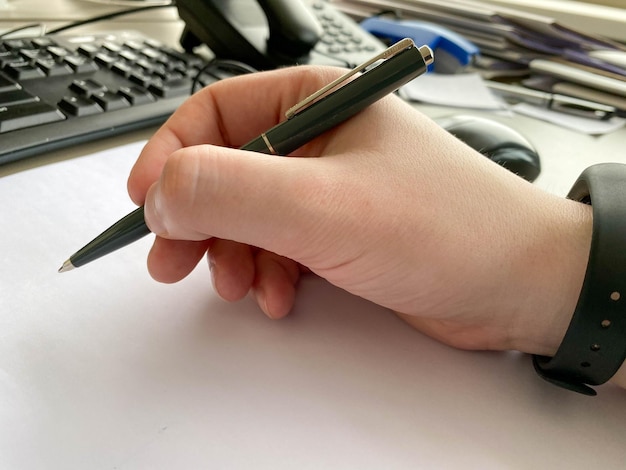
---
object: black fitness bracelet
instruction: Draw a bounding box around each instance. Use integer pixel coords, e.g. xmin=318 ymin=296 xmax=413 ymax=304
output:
xmin=533 ymin=163 xmax=626 ymax=396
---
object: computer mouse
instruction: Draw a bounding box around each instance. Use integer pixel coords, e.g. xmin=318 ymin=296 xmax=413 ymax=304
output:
xmin=436 ymin=115 xmax=541 ymax=182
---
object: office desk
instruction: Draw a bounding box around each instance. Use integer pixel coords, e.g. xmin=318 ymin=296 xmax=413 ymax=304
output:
xmin=1 ymin=2 xmax=626 ymax=469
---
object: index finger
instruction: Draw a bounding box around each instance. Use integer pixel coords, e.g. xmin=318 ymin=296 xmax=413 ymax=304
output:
xmin=128 ymin=65 xmax=347 ymax=205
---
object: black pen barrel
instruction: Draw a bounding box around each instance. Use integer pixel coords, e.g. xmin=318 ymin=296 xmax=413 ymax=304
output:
xmin=69 ymin=206 xmax=150 ymax=268
xmin=263 ymin=45 xmax=430 ymax=156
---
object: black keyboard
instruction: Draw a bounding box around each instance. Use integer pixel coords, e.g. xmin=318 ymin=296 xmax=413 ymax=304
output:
xmin=0 ymin=31 xmax=220 ymax=165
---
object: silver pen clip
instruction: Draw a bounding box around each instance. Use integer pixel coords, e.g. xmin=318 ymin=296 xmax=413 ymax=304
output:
xmin=285 ymin=38 xmax=419 ymax=119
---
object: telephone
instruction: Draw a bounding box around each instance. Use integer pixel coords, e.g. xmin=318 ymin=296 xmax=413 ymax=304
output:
xmin=176 ymin=0 xmax=386 ymax=70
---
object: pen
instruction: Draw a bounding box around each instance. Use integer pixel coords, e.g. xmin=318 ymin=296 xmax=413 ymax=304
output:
xmin=59 ymin=39 xmax=434 ymax=273
xmin=485 ymin=80 xmax=617 ymax=120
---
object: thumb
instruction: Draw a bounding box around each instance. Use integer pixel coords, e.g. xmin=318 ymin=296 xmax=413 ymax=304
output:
xmin=143 ymin=143 xmax=339 ymax=265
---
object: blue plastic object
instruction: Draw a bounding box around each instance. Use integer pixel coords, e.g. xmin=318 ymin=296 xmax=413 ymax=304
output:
xmin=360 ymin=17 xmax=479 ymax=72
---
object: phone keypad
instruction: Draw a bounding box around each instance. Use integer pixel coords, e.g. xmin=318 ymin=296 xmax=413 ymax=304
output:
xmin=309 ymin=1 xmax=386 ymax=67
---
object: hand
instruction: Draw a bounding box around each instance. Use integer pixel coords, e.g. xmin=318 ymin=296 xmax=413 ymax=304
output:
xmin=128 ymin=66 xmax=593 ymax=358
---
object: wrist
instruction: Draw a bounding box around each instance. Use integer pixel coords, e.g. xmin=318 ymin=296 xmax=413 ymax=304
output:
xmin=507 ymin=195 xmax=593 ymax=358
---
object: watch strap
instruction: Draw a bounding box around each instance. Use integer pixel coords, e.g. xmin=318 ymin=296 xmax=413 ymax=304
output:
xmin=533 ymin=163 xmax=626 ymax=395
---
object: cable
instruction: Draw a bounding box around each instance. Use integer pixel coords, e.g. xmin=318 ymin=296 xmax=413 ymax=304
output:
xmin=47 ymin=3 xmax=175 ymax=34
xmin=191 ymin=59 xmax=258 ymax=94
xmin=0 ymin=23 xmax=47 ymax=39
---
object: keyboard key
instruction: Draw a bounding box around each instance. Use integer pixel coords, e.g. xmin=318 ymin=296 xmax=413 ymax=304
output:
xmin=31 ymin=37 xmax=56 ymax=48
xmin=139 ymin=47 xmax=161 ymax=60
xmin=0 ymin=88 xmax=38 ymax=107
xmin=119 ymin=50 xmax=139 ymax=62
xmin=117 ymin=86 xmax=155 ymax=105
xmin=111 ymin=61 xmax=134 ymax=77
xmin=149 ymin=78 xmax=192 ymax=98
xmin=94 ymin=53 xmax=117 ymax=68
xmin=0 ymin=75 xmax=18 ymax=92
xmin=0 ymin=51 xmax=23 ymax=68
xmin=20 ymin=48 xmax=52 ymax=61
xmin=102 ymin=42 xmax=123 ymax=54
xmin=58 ymin=96 xmax=103 ymax=116
xmin=161 ymin=47 xmax=204 ymax=68
xmin=91 ymin=91 xmax=131 ymax=111
xmin=77 ymin=44 xmax=101 ymax=58
xmin=136 ymin=58 xmax=157 ymax=73
xmin=36 ymin=58 xmax=73 ymax=77
xmin=129 ymin=70 xmax=154 ymax=88
xmin=63 ymin=54 xmax=99 ymax=73
xmin=3 ymin=39 xmax=29 ymax=51
xmin=69 ymin=78 xmax=107 ymax=97
xmin=144 ymin=38 xmax=163 ymax=49
xmin=0 ymin=101 xmax=65 ymax=133
xmin=124 ymin=40 xmax=145 ymax=52
xmin=47 ymin=46 xmax=70 ymax=59
xmin=3 ymin=61 xmax=46 ymax=80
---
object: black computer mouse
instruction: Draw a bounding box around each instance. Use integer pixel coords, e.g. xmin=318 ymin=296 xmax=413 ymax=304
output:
xmin=436 ymin=115 xmax=541 ymax=182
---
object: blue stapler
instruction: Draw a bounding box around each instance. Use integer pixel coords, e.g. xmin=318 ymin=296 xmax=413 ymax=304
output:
xmin=360 ymin=17 xmax=479 ymax=73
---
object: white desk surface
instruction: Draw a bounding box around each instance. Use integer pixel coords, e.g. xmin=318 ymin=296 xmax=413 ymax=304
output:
xmin=1 ymin=2 xmax=626 ymax=469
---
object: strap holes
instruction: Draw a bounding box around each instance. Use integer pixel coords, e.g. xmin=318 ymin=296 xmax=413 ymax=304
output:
xmin=581 ymin=362 xmax=591 ymax=368
xmin=601 ymin=319 xmax=612 ymax=328
xmin=610 ymin=291 xmax=621 ymax=301
xmin=590 ymin=343 xmax=601 ymax=352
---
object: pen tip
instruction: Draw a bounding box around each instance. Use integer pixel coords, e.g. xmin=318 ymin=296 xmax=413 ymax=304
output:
xmin=58 ymin=259 xmax=75 ymax=273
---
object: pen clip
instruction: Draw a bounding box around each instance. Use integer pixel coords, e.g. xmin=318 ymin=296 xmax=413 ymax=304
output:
xmin=285 ymin=38 xmax=417 ymax=119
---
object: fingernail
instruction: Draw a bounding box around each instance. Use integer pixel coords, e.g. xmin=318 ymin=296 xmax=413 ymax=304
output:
xmin=208 ymin=258 xmax=226 ymax=301
xmin=253 ymin=287 xmax=272 ymax=319
xmin=144 ymin=186 xmax=166 ymax=236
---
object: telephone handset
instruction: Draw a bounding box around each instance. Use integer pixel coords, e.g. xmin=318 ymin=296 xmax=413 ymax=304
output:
xmin=176 ymin=0 xmax=386 ymax=70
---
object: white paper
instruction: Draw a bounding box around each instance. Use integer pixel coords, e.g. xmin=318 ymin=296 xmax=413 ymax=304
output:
xmin=1 ymin=142 xmax=626 ymax=469
xmin=400 ymin=73 xmax=507 ymax=110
